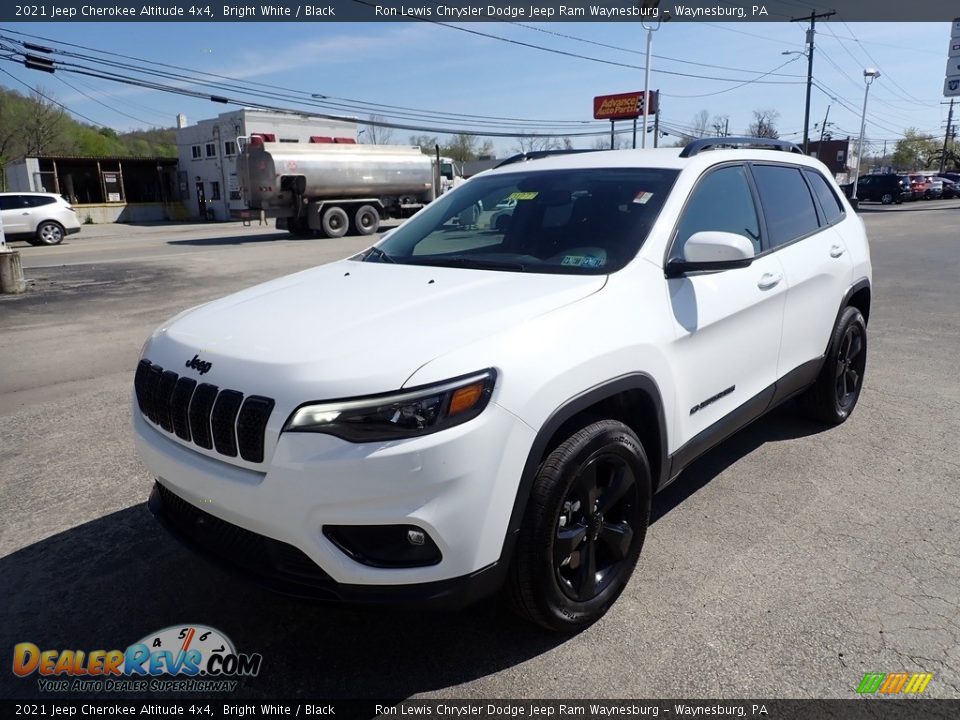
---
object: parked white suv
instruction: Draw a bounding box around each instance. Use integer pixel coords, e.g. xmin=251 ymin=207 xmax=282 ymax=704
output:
xmin=0 ymin=192 xmax=81 ymax=245
xmin=134 ymin=138 xmax=871 ymax=631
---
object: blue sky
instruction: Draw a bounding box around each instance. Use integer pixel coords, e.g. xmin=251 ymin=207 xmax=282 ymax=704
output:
xmin=0 ymin=19 xmax=953 ymax=155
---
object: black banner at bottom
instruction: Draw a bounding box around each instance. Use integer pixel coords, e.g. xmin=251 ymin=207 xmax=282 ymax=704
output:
xmin=2 ymin=699 xmax=958 ymax=720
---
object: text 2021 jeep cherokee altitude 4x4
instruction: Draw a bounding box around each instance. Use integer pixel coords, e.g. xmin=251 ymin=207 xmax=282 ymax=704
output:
xmin=133 ymin=137 xmax=871 ymax=631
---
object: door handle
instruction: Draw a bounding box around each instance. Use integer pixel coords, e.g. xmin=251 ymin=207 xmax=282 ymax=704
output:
xmin=757 ymin=272 xmax=782 ymax=290
xmin=830 ymin=244 xmax=845 ymax=258
xmin=21 ymin=212 xmax=30 ymax=216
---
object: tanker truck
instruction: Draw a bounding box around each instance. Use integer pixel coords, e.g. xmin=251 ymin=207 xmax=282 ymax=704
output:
xmin=236 ymin=136 xmax=441 ymax=238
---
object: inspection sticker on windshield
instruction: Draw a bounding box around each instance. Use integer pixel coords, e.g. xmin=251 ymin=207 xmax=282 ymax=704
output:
xmin=633 ymin=191 xmax=654 ymax=204
xmin=507 ymin=191 xmax=539 ymax=201
xmin=561 ymin=255 xmax=605 ymax=268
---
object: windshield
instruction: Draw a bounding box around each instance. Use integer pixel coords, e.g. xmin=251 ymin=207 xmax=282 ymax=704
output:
xmin=362 ymin=167 xmax=679 ymax=275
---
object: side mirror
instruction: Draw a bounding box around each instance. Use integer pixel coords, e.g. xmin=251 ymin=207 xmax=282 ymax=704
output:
xmin=666 ymin=231 xmax=755 ymax=276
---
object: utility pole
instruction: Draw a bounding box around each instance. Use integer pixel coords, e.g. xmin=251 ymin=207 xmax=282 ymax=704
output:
xmin=654 ymin=103 xmax=661 ymax=148
xmin=792 ymin=10 xmax=835 ymax=155
xmin=940 ymin=99 xmax=955 ymax=175
xmin=815 ymin=104 xmax=831 ymax=158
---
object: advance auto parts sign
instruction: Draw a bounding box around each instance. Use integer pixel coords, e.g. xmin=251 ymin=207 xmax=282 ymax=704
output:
xmin=593 ymin=91 xmax=657 ymax=120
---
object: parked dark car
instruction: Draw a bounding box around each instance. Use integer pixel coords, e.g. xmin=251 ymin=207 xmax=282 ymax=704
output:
xmin=940 ymin=177 xmax=959 ymax=199
xmin=938 ymin=171 xmax=960 ymax=184
xmin=925 ymin=177 xmax=944 ymax=199
xmin=843 ymin=173 xmax=911 ymax=204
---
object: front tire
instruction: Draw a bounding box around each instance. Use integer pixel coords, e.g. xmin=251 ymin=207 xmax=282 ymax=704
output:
xmin=508 ymin=420 xmax=651 ymax=632
xmin=321 ymin=206 xmax=349 ymax=238
xmin=880 ymin=193 xmax=894 ymax=205
xmin=798 ymin=306 xmax=867 ymax=425
xmin=36 ymin=221 xmax=65 ymax=245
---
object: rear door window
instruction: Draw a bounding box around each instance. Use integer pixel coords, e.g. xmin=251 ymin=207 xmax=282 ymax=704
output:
xmin=24 ymin=196 xmax=56 ymax=207
xmin=803 ymin=170 xmax=844 ymax=225
xmin=750 ymin=165 xmax=820 ymax=248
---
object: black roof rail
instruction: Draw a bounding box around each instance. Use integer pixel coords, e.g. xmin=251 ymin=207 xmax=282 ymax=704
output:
xmin=494 ymin=149 xmax=598 ymax=169
xmin=680 ymin=136 xmax=803 ymax=158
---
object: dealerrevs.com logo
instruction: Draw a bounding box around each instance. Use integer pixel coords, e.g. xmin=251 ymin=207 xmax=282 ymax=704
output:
xmin=12 ymin=624 xmax=262 ymax=693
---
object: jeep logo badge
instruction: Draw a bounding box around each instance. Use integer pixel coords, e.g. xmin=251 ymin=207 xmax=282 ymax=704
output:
xmin=185 ymin=354 xmax=213 ymax=375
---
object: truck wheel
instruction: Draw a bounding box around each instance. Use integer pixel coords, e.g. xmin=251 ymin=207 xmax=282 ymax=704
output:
xmin=322 ymin=206 xmax=349 ymax=238
xmin=508 ymin=419 xmax=651 ymax=632
xmin=287 ymin=218 xmax=311 ymax=238
xmin=353 ymin=205 xmax=380 ymax=236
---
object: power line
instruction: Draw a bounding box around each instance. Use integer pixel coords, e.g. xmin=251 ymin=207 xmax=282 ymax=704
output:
xmin=0 ymin=66 xmax=103 ymax=126
xmin=661 ymin=55 xmax=804 ymax=98
xmin=54 ymin=74 xmax=157 ymax=126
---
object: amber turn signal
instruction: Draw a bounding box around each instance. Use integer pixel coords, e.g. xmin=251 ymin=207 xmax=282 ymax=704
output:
xmin=448 ymin=382 xmax=485 ymax=416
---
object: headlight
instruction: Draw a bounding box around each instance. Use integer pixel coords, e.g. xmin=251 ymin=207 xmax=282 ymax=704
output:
xmin=282 ymin=369 xmax=496 ymax=442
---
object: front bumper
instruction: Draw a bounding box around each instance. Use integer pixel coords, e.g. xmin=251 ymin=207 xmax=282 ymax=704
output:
xmin=134 ymin=401 xmax=535 ymax=599
xmin=148 ymin=482 xmax=504 ymax=609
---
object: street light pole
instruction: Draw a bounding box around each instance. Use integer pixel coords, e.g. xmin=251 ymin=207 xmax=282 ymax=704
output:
xmin=640 ymin=1 xmax=667 ymax=149
xmin=852 ymin=68 xmax=880 ymax=203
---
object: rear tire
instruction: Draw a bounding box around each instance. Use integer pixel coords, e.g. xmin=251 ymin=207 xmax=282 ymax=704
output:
xmin=36 ymin=221 xmax=65 ymax=246
xmin=880 ymin=193 xmax=893 ymax=205
xmin=797 ymin=306 xmax=867 ymax=425
xmin=321 ymin=206 xmax=349 ymax=238
xmin=353 ymin=205 xmax=380 ymax=236
xmin=508 ymin=420 xmax=651 ymax=632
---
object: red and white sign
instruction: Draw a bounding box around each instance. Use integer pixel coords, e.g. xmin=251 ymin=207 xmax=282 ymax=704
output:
xmin=593 ymin=91 xmax=657 ymax=120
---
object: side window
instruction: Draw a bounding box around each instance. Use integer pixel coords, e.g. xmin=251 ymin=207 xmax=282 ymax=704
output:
xmin=751 ymin=165 xmax=820 ymax=247
xmin=24 ymin=196 xmax=56 ymax=207
xmin=804 ymin=170 xmax=844 ymax=225
xmin=673 ymin=165 xmax=760 ymax=258
xmin=0 ymin=196 xmax=18 ymax=211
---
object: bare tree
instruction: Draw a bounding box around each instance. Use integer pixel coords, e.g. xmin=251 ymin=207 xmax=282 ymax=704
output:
xmin=362 ymin=115 xmax=394 ymax=145
xmin=592 ymin=134 xmax=627 ymax=150
xmin=20 ymin=88 xmax=66 ymax=156
xmin=748 ymin=109 xmax=780 ymax=139
xmin=690 ymin=109 xmax=710 ymax=138
xmin=710 ymin=115 xmax=730 ymax=137
xmin=512 ymin=134 xmax=572 ymax=153
xmin=441 ymin=134 xmax=494 ymax=163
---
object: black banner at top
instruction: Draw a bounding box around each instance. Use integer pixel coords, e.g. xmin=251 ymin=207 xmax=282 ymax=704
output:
xmin=0 ymin=0 xmax=957 ymax=23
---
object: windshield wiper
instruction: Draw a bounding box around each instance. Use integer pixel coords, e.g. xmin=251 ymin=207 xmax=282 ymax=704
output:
xmin=365 ymin=246 xmax=396 ymax=263
xmin=415 ymin=256 xmax=528 ymax=272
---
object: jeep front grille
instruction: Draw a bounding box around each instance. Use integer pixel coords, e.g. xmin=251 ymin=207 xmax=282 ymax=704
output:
xmin=135 ymin=359 xmax=275 ymax=463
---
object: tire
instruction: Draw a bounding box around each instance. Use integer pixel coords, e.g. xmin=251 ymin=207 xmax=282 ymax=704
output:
xmin=287 ymin=217 xmax=311 ymax=238
xmin=321 ymin=206 xmax=349 ymax=238
xmin=797 ymin=306 xmax=867 ymax=425
xmin=36 ymin=221 xmax=65 ymax=246
xmin=880 ymin=193 xmax=893 ymax=205
xmin=353 ymin=205 xmax=380 ymax=236
xmin=508 ymin=419 xmax=651 ymax=632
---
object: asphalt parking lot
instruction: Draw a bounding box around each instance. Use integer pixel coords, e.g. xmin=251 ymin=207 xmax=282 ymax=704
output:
xmin=1 ymin=201 xmax=959 ymax=700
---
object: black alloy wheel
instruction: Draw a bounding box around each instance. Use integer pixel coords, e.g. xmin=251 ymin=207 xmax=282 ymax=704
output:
xmin=508 ymin=419 xmax=651 ymax=632
xmin=835 ymin=323 xmax=866 ymax=413
xmin=554 ymin=453 xmax=640 ymax=602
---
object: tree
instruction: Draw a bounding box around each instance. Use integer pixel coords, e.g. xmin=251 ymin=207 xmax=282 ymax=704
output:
xmin=690 ymin=109 xmax=710 ymax=139
xmin=891 ymin=128 xmax=940 ymax=170
xmin=592 ymin=134 xmax=627 ymax=150
xmin=711 ymin=115 xmax=730 ymax=137
xmin=409 ymin=134 xmax=439 ymax=154
xmin=441 ymin=133 xmax=493 ymax=163
xmin=20 ymin=88 xmax=66 ymax=156
xmin=512 ymin=134 xmax=572 ymax=153
xmin=748 ymin=109 xmax=780 ymax=139
xmin=362 ymin=114 xmax=394 ymax=145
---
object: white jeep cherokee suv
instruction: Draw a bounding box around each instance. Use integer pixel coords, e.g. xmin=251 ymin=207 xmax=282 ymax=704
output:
xmin=134 ymin=138 xmax=871 ymax=631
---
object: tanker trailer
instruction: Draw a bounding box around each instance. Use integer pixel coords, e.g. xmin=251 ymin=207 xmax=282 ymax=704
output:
xmin=236 ymin=138 xmax=436 ymax=238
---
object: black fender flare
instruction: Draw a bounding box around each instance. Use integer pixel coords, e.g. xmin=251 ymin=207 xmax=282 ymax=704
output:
xmin=495 ymin=372 xmax=668 ymax=569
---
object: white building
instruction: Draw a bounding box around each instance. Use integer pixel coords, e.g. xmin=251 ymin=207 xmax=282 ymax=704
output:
xmin=175 ymin=109 xmax=357 ymax=220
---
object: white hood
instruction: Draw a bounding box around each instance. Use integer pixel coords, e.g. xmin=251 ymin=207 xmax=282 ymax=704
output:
xmin=145 ymin=259 xmax=606 ymax=402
